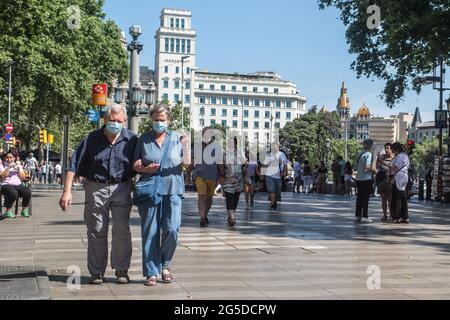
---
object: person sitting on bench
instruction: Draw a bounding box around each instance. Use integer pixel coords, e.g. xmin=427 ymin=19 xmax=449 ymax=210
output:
xmin=0 ymin=151 xmax=32 ymax=218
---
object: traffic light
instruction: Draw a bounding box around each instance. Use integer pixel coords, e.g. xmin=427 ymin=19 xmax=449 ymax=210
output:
xmin=39 ymin=129 xmax=47 ymax=144
xmin=47 ymin=134 xmax=54 ymax=144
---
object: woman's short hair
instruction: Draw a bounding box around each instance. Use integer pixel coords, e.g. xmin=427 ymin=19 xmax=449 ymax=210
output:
xmin=363 ymin=139 xmax=374 ymax=149
xmin=150 ymin=104 xmax=171 ymax=119
xmin=391 ymin=142 xmax=404 ymax=153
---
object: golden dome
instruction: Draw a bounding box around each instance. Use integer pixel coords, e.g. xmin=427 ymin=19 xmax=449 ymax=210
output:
xmin=357 ymin=103 xmax=370 ymax=116
xmin=337 ymin=82 xmax=350 ymax=109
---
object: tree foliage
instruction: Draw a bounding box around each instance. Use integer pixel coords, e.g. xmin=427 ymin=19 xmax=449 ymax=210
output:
xmin=280 ymin=109 xmax=342 ymax=163
xmin=318 ymin=0 xmax=450 ymax=107
xmin=0 ymin=0 xmax=128 ymax=150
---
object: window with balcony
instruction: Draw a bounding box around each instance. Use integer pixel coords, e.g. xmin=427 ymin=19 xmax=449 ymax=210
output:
xmin=244 ymin=121 xmax=248 ymax=128
xmin=265 ymin=111 xmax=270 ymax=119
xmin=187 ymin=39 xmax=191 ymax=53
xmin=254 ymin=110 xmax=259 ymax=118
xmin=200 ymin=107 xmax=205 ymax=116
xmin=211 ymin=119 xmax=216 ymax=126
xmin=200 ymin=96 xmax=205 ymax=103
xmin=174 ymin=80 xmax=180 ymax=89
xmin=170 ymin=18 xmax=174 ymax=28
xmin=164 ymin=66 xmax=169 ymax=73
xmin=176 ymin=39 xmax=180 ymax=53
xmin=185 ymin=95 xmax=190 ymax=103
xmin=222 ymin=120 xmax=227 ymax=127
xmin=163 ymin=80 xmax=169 ymax=88
xmin=276 ymin=112 xmax=280 ymax=119
xmin=274 ymin=88 xmax=279 ymax=94
xmin=286 ymin=112 xmax=291 ymax=119
xmin=175 ymin=66 xmax=179 ymax=74
xmin=165 ymin=38 xmax=169 ymax=52
xmin=242 ymin=86 xmax=248 ymax=92
xmin=199 ymin=84 xmax=204 ymax=90
xmin=174 ymin=94 xmax=180 ymax=102
xmin=275 ymin=101 xmax=281 ymax=108
xmin=176 ymin=18 xmax=180 ymax=28
xmin=210 ymin=84 xmax=215 ymax=91
xmin=275 ymin=122 xmax=280 ymax=129
xmin=221 ymin=98 xmax=227 ymax=105
xmin=181 ymin=19 xmax=185 ymax=29
xmin=253 ymin=87 xmax=258 ymax=93
xmin=244 ymin=99 xmax=249 ymax=106
xmin=244 ymin=110 xmax=249 ymax=118
xmin=211 ymin=97 xmax=217 ymax=104
xmin=265 ymin=100 xmax=270 ymax=107
xmin=185 ymin=81 xmax=191 ymax=89
xmin=221 ymin=85 xmax=226 ymax=91
xmin=232 ymin=86 xmax=237 ymax=92
xmin=255 ymin=99 xmax=260 ymax=107
xmin=264 ymin=87 xmax=269 ymax=94
xmin=286 ymin=101 xmax=292 ymax=108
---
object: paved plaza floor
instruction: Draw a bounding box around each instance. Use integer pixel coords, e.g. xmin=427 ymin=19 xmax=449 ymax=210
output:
xmin=1 ymin=190 xmax=450 ymax=300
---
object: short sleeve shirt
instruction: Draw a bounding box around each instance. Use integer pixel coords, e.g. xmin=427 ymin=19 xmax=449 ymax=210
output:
xmin=133 ymin=130 xmax=185 ymax=195
xmin=355 ymin=151 xmax=373 ymax=181
xmin=391 ymin=152 xmax=410 ymax=191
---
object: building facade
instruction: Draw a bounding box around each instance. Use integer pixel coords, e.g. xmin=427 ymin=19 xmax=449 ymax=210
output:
xmin=190 ymin=71 xmax=306 ymax=142
xmin=335 ymin=82 xmax=413 ymax=147
xmin=155 ymin=8 xmax=196 ymax=105
xmin=152 ymin=8 xmax=306 ymax=140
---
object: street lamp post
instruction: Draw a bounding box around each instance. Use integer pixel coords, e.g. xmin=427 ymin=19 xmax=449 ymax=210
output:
xmin=414 ymin=57 xmax=450 ymax=156
xmin=7 ymin=59 xmax=12 ymax=125
xmin=344 ymin=109 xmax=349 ymax=161
xmin=127 ymin=25 xmax=143 ymax=134
xmin=180 ymin=56 xmax=190 ymax=131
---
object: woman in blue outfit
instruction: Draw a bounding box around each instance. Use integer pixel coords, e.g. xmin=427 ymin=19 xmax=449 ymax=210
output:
xmin=132 ymin=104 xmax=190 ymax=286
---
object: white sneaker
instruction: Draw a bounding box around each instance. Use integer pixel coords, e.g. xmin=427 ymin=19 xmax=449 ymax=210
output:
xmin=361 ymin=217 xmax=373 ymax=223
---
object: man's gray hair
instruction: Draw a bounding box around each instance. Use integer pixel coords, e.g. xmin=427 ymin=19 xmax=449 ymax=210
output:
xmin=106 ymin=104 xmax=127 ymax=119
xmin=150 ymin=104 xmax=171 ymax=118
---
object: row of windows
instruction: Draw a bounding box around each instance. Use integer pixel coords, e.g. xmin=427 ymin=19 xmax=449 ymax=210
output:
xmin=162 ymin=80 xmax=191 ymax=90
xmin=161 ymin=93 xmax=190 ymax=103
xmin=198 ymin=83 xmax=280 ymax=94
xmin=198 ymin=96 xmax=293 ymax=108
xmin=199 ymin=108 xmax=291 ymax=119
xmin=164 ymin=38 xmax=191 ymax=54
xmin=164 ymin=66 xmax=191 ymax=75
xmin=199 ymin=119 xmax=282 ymax=129
xmin=169 ymin=17 xmax=186 ymax=29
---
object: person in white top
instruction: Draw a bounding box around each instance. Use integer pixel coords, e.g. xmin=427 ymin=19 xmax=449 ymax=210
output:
xmin=388 ymin=142 xmax=410 ymax=224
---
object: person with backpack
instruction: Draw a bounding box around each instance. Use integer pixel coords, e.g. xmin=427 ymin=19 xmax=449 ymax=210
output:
xmin=354 ymin=139 xmax=376 ymax=223
xmin=376 ymin=143 xmax=394 ymax=222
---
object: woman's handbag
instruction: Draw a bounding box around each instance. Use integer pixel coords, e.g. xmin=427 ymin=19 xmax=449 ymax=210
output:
xmin=133 ymin=132 xmax=171 ymax=206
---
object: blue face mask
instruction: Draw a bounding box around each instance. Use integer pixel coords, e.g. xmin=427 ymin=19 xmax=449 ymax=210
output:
xmin=153 ymin=121 xmax=168 ymax=133
xmin=106 ymin=121 xmax=123 ymax=135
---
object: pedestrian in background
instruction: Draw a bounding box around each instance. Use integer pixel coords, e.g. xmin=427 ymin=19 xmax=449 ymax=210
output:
xmin=186 ymin=127 xmax=222 ymax=228
xmin=292 ymin=156 xmax=302 ymax=194
xmin=132 ymin=104 xmax=190 ymax=286
xmin=376 ymin=143 xmax=393 ymax=222
xmin=388 ymin=142 xmax=410 ymax=224
xmin=302 ymin=160 xmax=313 ymax=194
xmin=59 ymin=104 xmax=138 ymax=285
xmin=354 ymin=139 xmax=376 ymax=223
xmin=344 ymin=161 xmax=354 ymax=195
xmin=316 ymin=161 xmax=328 ymax=194
xmin=244 ymin=151 xmax=259 ymax=209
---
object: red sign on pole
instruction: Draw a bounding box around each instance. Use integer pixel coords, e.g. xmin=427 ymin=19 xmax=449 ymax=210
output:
xmin=5 ymin=123 xmax=13 ymax=132
xmin=92 ymin=84 xmax=108 ymax=106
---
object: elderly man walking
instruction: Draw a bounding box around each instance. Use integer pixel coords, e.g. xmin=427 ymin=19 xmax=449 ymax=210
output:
xmin=59 ymin=104 xmax=138 ymax=285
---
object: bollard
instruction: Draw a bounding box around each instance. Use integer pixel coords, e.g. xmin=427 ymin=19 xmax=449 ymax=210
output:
xmin=425 ymin=177 xmax=432 ymax=201
xmin=418 ymin=179 xmax=424 ymax=201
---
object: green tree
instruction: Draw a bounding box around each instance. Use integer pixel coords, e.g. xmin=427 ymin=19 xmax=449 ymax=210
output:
xmin=411 ymin=136 xmax=445 ymax=177
xmin=318 ymin=0 xmax=450 ymax=107
xmin=280 ymin=109 xmax=341 ymax=164
xmin=0 ymin=0 xmax=128 ymax=150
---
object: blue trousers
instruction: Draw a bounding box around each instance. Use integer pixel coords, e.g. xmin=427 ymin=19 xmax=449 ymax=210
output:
xmin=138 ymin=194 xmax=182 ymax=277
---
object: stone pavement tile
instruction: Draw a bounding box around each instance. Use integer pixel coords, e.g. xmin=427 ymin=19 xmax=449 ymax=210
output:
xmin=261 ymin=289 xmax=339 ymax=299
xmin=186 ymin=289 xmax=267 ymax=299
xmin=176 ymin=280 xmax=250 ymax=290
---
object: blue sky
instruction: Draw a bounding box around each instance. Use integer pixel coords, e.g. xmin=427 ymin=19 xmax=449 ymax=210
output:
xmin=103 ymin=0 xmax=443 ymax=122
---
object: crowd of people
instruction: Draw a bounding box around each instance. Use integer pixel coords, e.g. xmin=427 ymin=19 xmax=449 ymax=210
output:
xmin=23 ymin=152 xmax=62 ymax=184
xmin=0 ymin=103 xmax=414 ymax=285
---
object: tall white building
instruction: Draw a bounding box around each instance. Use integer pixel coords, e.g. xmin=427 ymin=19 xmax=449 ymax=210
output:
xmin=154 ymin=8 xmax=307 ymax=139
xmin=155 ymin=8 xmax=196 ymax=105
xmin=191 ymin=71 xmax=306 ymax=142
